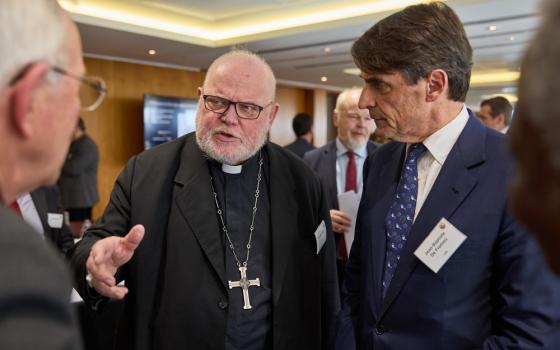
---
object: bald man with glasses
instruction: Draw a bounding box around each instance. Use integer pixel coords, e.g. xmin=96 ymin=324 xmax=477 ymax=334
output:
xmin=70 ymin=50 xmax=339 ymax=350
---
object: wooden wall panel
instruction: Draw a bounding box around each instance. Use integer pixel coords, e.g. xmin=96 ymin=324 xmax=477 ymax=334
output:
xmin=269 ymin=86 xmax=309 ymax=146
xmin=82 ymin=57 xmax=205 ymax=220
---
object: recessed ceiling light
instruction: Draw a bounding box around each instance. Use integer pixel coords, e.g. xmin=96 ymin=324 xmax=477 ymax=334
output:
xmin=324 ymin=47 xmax=331 ymax=53
xmin=508 ymin=35 xmax=515 ymax=41
xmin=343 ymin=68 xmax=360 ymax=76
xmin=488 ymin=25 xmax=497 ymax=31
xmin=470 ymin=71 xmax=520 ymax=85
xmin=148 ymin=49 xmax=157 ymax=55
xmin=502 ymin=87 xmax=517 ymax=93
xmin=321 ymin=76 xmax=328 ymax=82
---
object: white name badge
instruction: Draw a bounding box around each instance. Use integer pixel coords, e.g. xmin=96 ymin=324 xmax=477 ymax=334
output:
xmin=314 ymin=220 xmax=327 ymax=254
xmin=47 ymin=213 xmax=64 ymax=229
xmin=413 ymin=218 xmax=466 ymax=273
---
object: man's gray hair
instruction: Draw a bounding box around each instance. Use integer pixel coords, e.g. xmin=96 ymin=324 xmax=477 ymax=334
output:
xmin=0 ymin=0 xmax=67 ymax=87
xmin=334 ymin=87 xmax=362 ymax=114
xmin=204 ymin=50 xmax=277 ymax=100
xmin=518 ymin=0 xmax=560 ymax=171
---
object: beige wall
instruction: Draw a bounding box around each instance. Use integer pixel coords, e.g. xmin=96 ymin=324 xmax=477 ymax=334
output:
xmin=312 ymin=89 xmax=329 ymax=147
xmin=82 ymin=57 xmax=323 ymax=220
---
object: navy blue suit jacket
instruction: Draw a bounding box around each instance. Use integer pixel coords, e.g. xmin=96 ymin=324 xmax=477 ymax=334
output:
xmin=336 ymin=113 xmax=560 ymax=349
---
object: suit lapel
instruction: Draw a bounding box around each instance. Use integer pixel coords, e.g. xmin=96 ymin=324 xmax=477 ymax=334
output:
xmin=268 ymin=144 xmax=298 ymax=305
xmin=321 ymin=141 xmax=338 ymax=208
xmin=379 ymin=114 xmax=486 ymax=318
xmin=173 ymin=137 xmax=226 ymax=288
xmin=29 ymin=189 xmax=50 ymax=235
xmin=366 ymin=141 xmax=377 ymax=156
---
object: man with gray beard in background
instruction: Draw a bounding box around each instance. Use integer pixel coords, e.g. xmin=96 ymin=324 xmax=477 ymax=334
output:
xmin=70 ymin=50 xmax=339 ymax=350
xmin=304 ymin=88 xmax=376 ymax=291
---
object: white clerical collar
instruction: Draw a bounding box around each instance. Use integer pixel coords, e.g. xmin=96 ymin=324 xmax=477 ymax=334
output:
xmin=222 ymin=163 xmax=242 ymax=174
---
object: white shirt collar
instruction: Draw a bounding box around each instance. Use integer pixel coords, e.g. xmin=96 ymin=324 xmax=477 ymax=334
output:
xmin=335 ymin=138 xmax=368 ymax=158
xmin=16 ymin=193 xmax=44 ymax=236
xmin=419 ymin=105 xmax=469 ymax=165
xmin=222 ymin=163 xmax=242 ymax=174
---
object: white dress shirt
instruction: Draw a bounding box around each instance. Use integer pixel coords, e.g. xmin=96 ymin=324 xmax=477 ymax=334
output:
xmin=410 ymin=105 xmax=470 ymax=220
xmin=17 ymin=193 xmax=44 ymax=236
xmin=335 ymin=138 xmax=369 ymax=195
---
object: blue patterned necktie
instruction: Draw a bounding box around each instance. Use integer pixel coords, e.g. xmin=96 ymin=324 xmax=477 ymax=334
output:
xmin=382 ymin=143 xmax=426 ymax=297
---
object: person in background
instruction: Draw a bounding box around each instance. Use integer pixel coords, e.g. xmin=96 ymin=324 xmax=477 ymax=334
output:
xmin=0 ymin=0 xmax=104 ymax=347
xmin=510 ymin=0 xmax=560 ymax=274
xmin=476 ymin=96 xmax=513 ymax=133
xmin=304 ymin=87 xmax=376 ymax=290
xmin=285 ymin=112 xmax=315 ymax=158
xmin=16 ymin=186 xmax=75 ymax=255
xmin=336 ymin=2 xmax=560 ymax=349
xmin=70 ymin=50 xmax=339 ymax=350
xmin=59 ymin=117 xmax=99 ymax=237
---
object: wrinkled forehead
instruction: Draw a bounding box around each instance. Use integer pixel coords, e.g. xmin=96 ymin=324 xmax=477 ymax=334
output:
xmin=204 ymin=56 xmax=274 ymax=101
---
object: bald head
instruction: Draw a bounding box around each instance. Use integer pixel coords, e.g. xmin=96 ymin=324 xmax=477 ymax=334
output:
xmin=0 ymin=1 xmax=84 ymax=204
xmin=196 ymin=50 xmax=279 ymax=165
xmin=204 ymin=50 xmax=276 ymax=102
xmin=0 ymin=0 xmax=68 ymax=86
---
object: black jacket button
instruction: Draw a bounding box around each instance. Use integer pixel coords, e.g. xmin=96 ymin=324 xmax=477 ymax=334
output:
xmin=375 ymin=325 xmax=385 ymax=335
xmin=217 ymin=300 xmax=228 ymax=310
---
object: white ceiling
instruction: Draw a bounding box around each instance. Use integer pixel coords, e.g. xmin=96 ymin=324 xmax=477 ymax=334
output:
xmin=69 ymin=0 xmax=542 ymax=107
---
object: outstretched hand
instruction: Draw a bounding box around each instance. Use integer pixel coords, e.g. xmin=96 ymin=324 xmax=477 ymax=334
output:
xmin=85 ymin=225 xmax=145 ymax=299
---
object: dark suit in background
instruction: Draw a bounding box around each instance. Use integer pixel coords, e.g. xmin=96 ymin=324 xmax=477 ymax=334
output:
xmin=285 ymin=137 xmax=315 ymax=158
xmin=70 ymin=133 xmax=339 ymax=350
xmin=30 ymin=186 xmax=75 ymax=254
xmin=304 ymin=140 xmax=377 ymax=211
xmin=305 ymin=140 xmax=376 ymax=294
xmin=337 ymin=114 xmax=560 ymax=349
xmin=58 ymin=133 xmax=99 ymax=219
xmin=0 ymin=206 xmax=82 ymax=349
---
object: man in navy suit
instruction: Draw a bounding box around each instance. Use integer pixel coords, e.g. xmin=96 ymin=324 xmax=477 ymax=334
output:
xmin=304 ymin=88 xmax=376 ymax=289
xmin=336 ymin=2 xmax=560 ymax=349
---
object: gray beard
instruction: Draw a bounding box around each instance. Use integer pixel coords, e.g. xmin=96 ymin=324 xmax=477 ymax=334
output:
xmin=196 ymin=131 xmax=267 ymax=165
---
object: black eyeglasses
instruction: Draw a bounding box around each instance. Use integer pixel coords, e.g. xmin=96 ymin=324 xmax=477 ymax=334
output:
xmin=9 ymin=64 xmax=107 ymax=112
xmin=202 ymin=94 xmax=272 ymax=120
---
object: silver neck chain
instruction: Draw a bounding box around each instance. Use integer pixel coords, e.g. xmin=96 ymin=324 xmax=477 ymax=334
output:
xmin=210 ymin=157 xmax=264 ymax=268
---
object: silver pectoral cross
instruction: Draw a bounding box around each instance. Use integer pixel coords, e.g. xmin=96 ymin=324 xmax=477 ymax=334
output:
xmin=228 ymin=266 xmax=260 ymax=310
